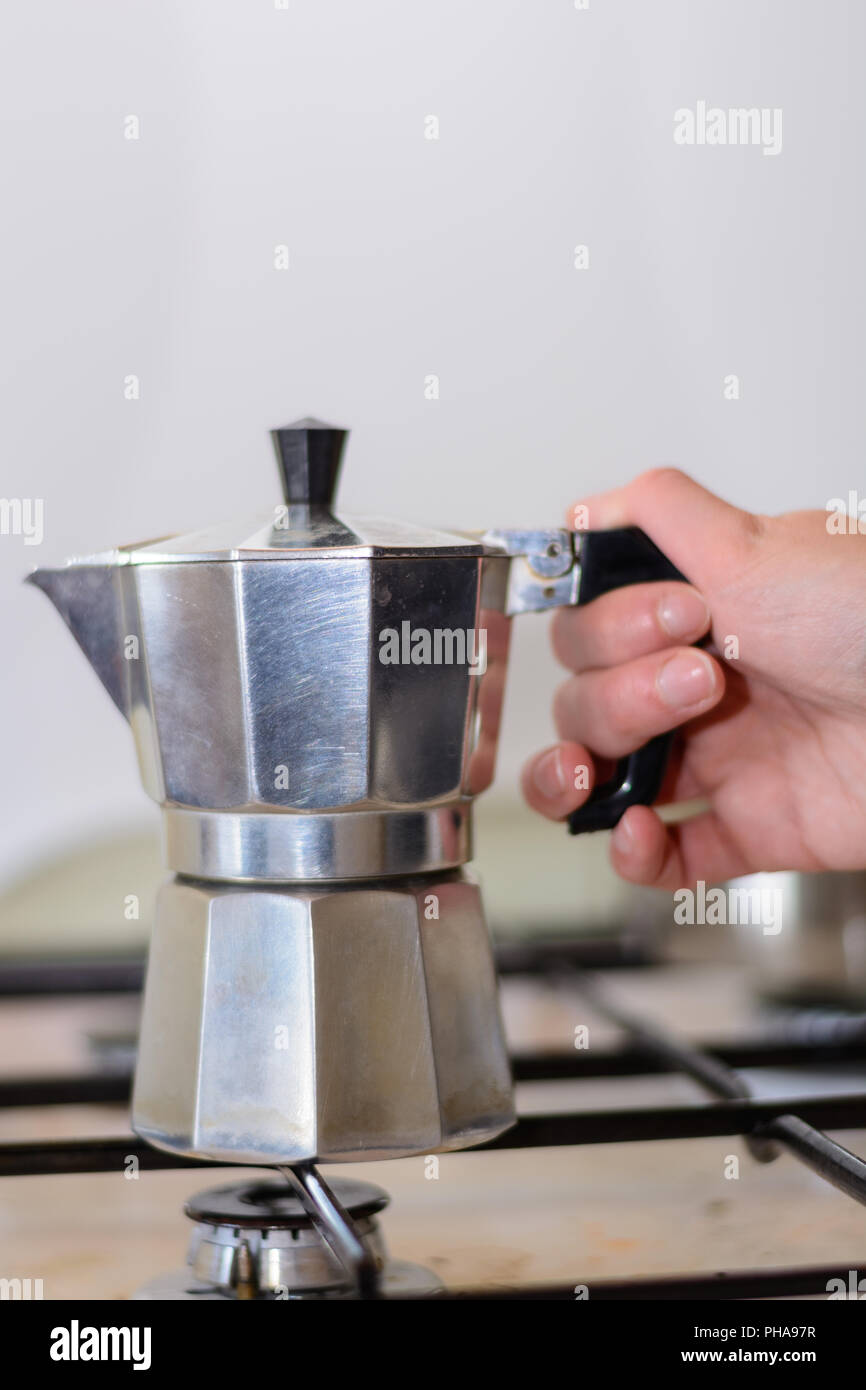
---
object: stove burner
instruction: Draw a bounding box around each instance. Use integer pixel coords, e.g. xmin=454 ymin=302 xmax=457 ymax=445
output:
xmin=133 ymin=1178 xmax=442 ymax=1301
xmin=184 ymin=1177 xmax=389 ymax=1229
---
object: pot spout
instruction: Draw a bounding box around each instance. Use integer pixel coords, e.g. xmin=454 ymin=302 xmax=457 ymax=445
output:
xmin=26 ymin=564 xmax=129 ymax=718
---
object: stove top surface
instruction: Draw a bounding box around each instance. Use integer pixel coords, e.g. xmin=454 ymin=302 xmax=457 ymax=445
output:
xmin=1 ymin=954 xmax=865 ymax=1299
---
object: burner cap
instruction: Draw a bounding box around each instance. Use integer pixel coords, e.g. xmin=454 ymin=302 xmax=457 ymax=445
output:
xmin=133 ymin=1177 xmax=444 ymax=1300
xmin=184 ymin=1178 xmax=389 ymax=1231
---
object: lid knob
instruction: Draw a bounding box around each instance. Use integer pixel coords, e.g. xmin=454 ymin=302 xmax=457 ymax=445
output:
xmin=270 ymin=418 xmax=348 ymax=508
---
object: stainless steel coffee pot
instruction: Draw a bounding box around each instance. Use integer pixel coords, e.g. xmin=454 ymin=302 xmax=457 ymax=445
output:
xmin=29 ymin=421 xmax=684 ymax=1164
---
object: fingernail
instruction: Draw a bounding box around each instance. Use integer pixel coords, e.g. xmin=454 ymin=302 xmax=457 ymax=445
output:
xmin=532 ymin=747 xmax=567 ymax=800
xmin=657 ymin=650 xmax=715 ymax=708
xmin=657 ymin=589 xmax=709 ymax=639
xmin=611 ymin=815 xmax=634 ymax=855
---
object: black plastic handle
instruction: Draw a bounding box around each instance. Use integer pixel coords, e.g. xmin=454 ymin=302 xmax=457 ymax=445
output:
xmin=567 ymin=527 xmax=689 ymax=835
xmin=271 ymin=419 xmax=347 ymax=508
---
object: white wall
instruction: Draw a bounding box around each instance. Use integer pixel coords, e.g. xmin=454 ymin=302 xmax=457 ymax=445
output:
xmin=2 ymin=0 xmax=863 ymax=882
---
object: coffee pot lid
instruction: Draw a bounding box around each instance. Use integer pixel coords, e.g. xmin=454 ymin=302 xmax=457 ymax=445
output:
xmin=113 ymin=420 xmax=485 ymax=563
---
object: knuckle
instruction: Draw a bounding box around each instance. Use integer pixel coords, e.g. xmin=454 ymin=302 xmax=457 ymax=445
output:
xmin=739 ymin=508 xmax=767 ymax=544
xmin=606 ymin=666 xmax=660 ymax=745
xmin=630 ymin=465 xmax=688 ymax=497
xmin=606 ymin=698 xmax=645 ymax=747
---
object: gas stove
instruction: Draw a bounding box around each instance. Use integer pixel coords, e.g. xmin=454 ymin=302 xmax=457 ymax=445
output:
xmin=133 ymin=1175 xmax=443 ymax=1301
xmin=2 ymin=932 xmax=866 ymax=1302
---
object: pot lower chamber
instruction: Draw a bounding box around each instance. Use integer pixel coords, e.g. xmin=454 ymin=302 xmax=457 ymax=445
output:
xmin=131 ymin=870 xmax=515 ymax=1164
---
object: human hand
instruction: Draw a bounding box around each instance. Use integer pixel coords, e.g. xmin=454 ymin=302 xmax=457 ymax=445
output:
xmin=521 ymin=469 xmax=866 ymax=887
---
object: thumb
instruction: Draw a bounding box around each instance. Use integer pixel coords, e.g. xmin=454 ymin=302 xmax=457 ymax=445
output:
xmin=570 ymin=467 xmax=764 ymax=597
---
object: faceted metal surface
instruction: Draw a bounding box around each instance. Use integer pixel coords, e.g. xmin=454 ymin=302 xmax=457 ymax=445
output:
xmin=26 ymin=532 xmax=579 ymax=837
xmin=31 ymin=554 xmax=496 ymax=820
xmin=131 ymin=871 xmax=515 ymax=1164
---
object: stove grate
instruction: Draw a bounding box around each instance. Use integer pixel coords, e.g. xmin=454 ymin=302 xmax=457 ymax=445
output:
xmin=1 ymin=946 xmax=865 ymax=1300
